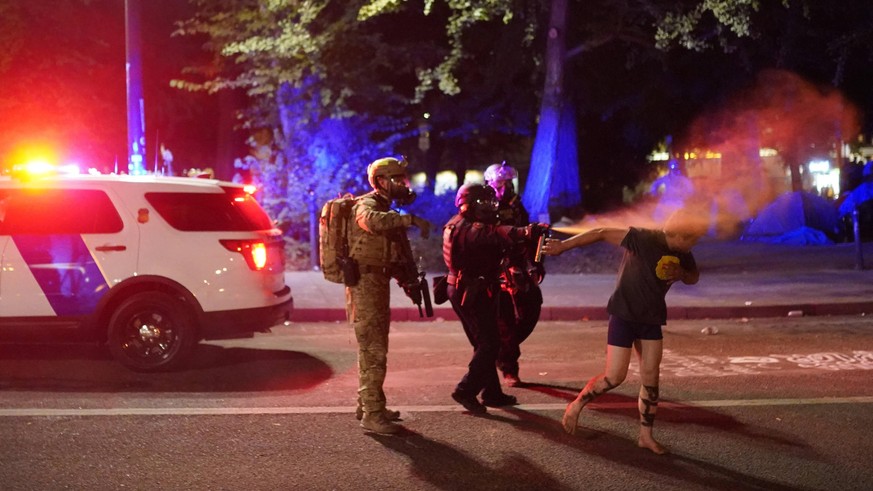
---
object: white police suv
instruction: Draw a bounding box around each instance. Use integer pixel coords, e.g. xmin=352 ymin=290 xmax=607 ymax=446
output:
xmin=0 ymin=170 xmax=293 ymax=371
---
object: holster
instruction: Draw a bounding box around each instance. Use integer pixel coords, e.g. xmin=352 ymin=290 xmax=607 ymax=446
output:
xmin=460 ymin=276 xmax=488 ymax=307
xmin=339 ymin=256 xmax=360 ymax=287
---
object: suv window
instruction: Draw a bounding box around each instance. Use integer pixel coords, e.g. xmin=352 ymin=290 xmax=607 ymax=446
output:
xmin=0 ymin=188 xmax=123 ymax=235
xmin=146 ymin=192 xmax=273 ymax=231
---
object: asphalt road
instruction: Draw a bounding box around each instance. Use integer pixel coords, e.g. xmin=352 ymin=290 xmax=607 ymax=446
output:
xmin=2 ymin=315 xmax=872 ymax=490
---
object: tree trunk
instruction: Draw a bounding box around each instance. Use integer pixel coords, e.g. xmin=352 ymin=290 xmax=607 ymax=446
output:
xmin=522 ymin=0 xmax=580 ymax=222
xmin=790 ymin=161 xmax=803 ymax=192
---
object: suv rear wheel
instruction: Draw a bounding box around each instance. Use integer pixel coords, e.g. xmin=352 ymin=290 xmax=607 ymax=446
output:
xmin=107 ymin=292 xmax=197 ymax=372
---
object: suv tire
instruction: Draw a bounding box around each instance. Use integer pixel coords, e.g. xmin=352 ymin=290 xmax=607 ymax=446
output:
xmin=107 ymin=292 xmax=197 ymax=372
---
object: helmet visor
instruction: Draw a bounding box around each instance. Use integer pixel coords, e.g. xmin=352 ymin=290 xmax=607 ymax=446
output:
xmin=475 ymin=197 xmax=499 ymax=211
xmin=388 ymin=174 xmax=410 ymax=187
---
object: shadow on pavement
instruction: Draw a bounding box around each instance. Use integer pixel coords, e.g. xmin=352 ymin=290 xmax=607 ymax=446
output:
xmin=581 ymin=393 xmax=805 ymax=449
xmin=490 ymin=406 xmax=808 ymax=491
xmin=518 ymin=381 xmax=583 ymax=401
xmin=0 ymin=343 xmax=332 ymax=392
xmin=516 ymin=385 xmax=805 ymax=450
xmin=368 ymin=430 xmax=573 ymax=491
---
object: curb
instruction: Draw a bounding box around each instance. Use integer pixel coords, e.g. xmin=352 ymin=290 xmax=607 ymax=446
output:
xmin=290 ymin=302 xmax=873 ymax=323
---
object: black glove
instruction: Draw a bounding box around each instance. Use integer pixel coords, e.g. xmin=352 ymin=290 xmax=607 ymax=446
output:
xmin=403 ymin=282 xmax=423 ymax=304
xmin=525 ymin=222 xmax=550 ymax=239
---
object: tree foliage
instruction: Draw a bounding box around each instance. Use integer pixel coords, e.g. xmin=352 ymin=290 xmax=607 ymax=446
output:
xmin=174 ymin=0 xmax=428 ymax=244
xmin=355 ymin=1 xmax=773 ymax=219
xmin=174 ymin=0 xmax=542 ymax=229
xmin=174 ymin=0 xmax=873 ymax=253
xmin=655 ymin=0 xmax=764 ymax=51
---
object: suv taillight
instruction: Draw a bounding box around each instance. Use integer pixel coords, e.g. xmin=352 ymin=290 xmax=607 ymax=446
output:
xmin=220 ymin=239 xmax=268 ymax=271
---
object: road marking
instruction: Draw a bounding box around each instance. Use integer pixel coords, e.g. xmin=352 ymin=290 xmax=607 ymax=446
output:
xmin=1 ymin=396 xmax=872 ymax=417
xmin=658 ymin=350 xmax=873 ymax=377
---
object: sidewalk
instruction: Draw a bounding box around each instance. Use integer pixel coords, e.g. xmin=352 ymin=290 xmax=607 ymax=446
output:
xmin=288 ymin=240 xmax=873 ymax=322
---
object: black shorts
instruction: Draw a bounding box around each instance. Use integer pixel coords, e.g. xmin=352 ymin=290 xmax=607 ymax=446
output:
xmin=607 ymin=315 xmax=663 ymax=348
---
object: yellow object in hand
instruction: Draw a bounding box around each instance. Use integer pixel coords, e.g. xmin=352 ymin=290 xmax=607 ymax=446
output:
xmin=655 ymin=255 xmax=680 ymax=280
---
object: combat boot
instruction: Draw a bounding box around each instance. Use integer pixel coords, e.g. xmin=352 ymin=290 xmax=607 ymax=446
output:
xmin=482 ymin=393 xmax=518 ymax=407
xmin=451 ymin=391 xmax=487 ymax=414
xmin=356 ymin=406 xmax=400 ymax=421
xmin=360 ymin=411 xmax=402 ymax=434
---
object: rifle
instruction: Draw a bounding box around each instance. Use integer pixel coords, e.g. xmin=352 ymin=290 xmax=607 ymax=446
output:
xmin=394 ymin=229 xmax=433 ymax=318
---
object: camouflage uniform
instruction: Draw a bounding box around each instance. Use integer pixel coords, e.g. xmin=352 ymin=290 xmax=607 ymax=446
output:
xmin=346 ymin=191 xmax=415 ymax=417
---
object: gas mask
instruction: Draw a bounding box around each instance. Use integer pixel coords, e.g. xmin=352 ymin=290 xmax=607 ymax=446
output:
xmin=384 ymin=174 xmax=417 ymax=206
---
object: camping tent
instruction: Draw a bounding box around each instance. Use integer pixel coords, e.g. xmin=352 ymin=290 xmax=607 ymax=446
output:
xmin=838 ymin=182 xmax=873 ymax=217
xmin=741 ymin=191 xmax=839 ymax=245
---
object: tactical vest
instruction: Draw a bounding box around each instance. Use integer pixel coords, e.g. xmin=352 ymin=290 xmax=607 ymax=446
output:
xmin=347 ymin=192 xmax=401 ymax=268
xmin=497 ymin=194 xmax=529 ymax=227
xmin=442 ymin=214 xmax=465 ymax=275
xmin=442 ymin=214 xmax=506 ymax=281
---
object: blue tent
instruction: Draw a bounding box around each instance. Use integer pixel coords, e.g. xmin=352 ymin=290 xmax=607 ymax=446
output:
xmin=838 ymin=182 xmax=873 ymax=217
xmin=741 ymin=191 xmax=839 ymax=245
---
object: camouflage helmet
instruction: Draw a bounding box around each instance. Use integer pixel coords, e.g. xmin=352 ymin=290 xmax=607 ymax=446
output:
xmin=483 ymin=161 xmax=517 ymax=185
xmin=367 ymin=157 xmax=408 ymax=189
xmin=367 ymin=156 xmax=416 ymax=205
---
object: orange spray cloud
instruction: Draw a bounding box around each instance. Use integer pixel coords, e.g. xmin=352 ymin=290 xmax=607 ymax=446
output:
xmin=557 ymin=70 xmax=859 ymax=238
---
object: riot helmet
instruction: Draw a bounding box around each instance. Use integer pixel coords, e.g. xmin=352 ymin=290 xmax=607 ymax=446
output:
xmin=455 ymin=183 xmax=499 ymax=223
xmin=367 ymin=157 xmax=417 ymax=205
xmin=484 ymin=161 xmax=517 ymax=200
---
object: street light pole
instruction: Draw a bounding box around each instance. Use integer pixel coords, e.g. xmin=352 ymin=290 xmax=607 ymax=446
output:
xmin=125 ymin=0 xmax=145 ymax=175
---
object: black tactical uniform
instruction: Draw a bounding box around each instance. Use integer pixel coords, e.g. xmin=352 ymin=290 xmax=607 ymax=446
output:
xmin=444 ymin=184 xmax=535 ymax=413
xmin=494 ymin=191 xmax=543 ymax=386
xmin=486 ymin=162 xmax=543 ymax=387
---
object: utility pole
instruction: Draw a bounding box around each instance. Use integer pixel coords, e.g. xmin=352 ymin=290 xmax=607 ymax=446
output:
xmin=125 ymin=0 xmax=145 ymax=175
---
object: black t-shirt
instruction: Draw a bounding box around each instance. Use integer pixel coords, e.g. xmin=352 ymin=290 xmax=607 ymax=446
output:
xmin=606 ymin=227 xmax=697 ymax=326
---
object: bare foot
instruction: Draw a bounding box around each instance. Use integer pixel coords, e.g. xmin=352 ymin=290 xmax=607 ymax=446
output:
xmin=638 ymin=434 xmax=668 ymax=455
xmin=562 ymin=400 xmax=584 ymax=434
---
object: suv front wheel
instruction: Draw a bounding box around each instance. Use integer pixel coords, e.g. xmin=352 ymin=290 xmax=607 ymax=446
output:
xmin=107 ymin=292 xmax=198 ymax=372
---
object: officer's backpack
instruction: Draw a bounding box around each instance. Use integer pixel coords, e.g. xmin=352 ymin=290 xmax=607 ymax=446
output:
xmin=318 ymin=194 xmax=357 ymax=284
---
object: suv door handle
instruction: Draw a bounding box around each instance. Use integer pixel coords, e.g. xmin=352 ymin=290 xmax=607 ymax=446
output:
xmin=95 ymin=245 xmax=127 ymax=252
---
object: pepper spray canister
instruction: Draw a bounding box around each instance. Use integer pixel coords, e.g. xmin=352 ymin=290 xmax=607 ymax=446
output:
xmin=534 ymin=230 xmax=549 ymax=263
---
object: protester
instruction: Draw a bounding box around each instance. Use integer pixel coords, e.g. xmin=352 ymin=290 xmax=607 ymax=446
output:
xmin=347 ymin=157 xmax=430 ymax=434
xmin=541 ymin=208 xmax=707 ymax=454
